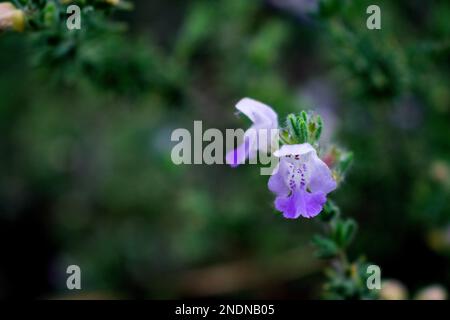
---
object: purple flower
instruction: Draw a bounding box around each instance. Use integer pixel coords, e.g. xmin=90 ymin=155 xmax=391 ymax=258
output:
xmin=268 ymin=143 xmax=336 ymax=219
xmin=226 ymin=98 xmax=278 ymax=167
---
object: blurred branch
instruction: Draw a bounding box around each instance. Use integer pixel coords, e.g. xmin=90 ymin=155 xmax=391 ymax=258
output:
xmin=178 ymin=246 xmax=324 ymax=296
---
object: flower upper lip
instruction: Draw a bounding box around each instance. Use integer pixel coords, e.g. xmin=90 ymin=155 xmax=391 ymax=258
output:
xmin=235 ymin=97 xmax=278 ymax=129
xmin=226 ymin=98 xmax=279 ymax=167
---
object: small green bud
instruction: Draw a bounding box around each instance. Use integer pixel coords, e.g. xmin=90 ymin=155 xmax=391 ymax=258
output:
xmin=308 ymin=121 xmax=316 ymax=138
xmin=315 ymin=116 xmax=323 ymax=141
xmin=279 ymin=129 xmax=292 ymax=145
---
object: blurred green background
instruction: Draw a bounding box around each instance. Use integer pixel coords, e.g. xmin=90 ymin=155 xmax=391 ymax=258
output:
xmin=0 ymin=0 xmax=449 ymax=299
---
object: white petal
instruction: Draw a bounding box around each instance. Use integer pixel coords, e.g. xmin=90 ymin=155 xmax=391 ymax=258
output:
xmin=273 ymin=143 xmax=315 ymax=157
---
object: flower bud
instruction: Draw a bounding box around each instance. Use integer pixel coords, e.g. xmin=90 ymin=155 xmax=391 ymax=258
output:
xmin=430 ymin=160 xmax=450 ymax=188
xmin=415 ymin=285 xmax=447 ymax=300
xmin=427 ymin=226 xmax=450 ymax=254
xmin=0 ymin=2 xmax=25 ymax=32
xmin=379 ymin=279 xmax=408 ymax=300
xmin=105 ymin=0 xmax=120 ymax=5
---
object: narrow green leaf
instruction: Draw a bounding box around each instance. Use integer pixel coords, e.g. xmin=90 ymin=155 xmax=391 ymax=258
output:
xmin=312 ymin=235 xmax=339 ymax=258
xmin=299 ymin=118 xmax=308 ymax=143
xmin=287 ymin=113 xmax=301 ymax=142
xmin=300 ymin=110 xmax=308 ymax=123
